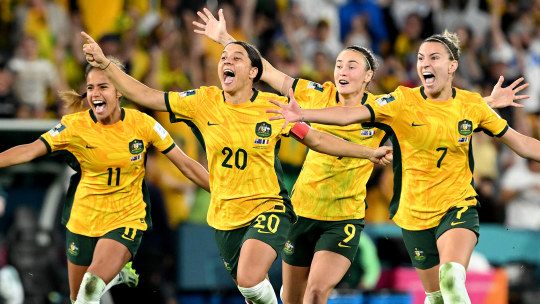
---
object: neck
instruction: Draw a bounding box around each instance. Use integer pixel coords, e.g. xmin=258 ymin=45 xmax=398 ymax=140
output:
xmin=98 ymin=107 xmax=121 ymax=125
xmin=339 ymin=89 xmax=366 ymax=106
xmin=224 ymin=87 xmax=254 ymax=104
xmin=426 ymin=82 xmax=453 ymax=101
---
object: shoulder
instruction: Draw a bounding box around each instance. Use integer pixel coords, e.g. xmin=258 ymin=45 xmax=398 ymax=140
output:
xmin=454 ymin=87 xmax=484 ymax=104
xmin=255 ymin=90 xmax=286 ymax=102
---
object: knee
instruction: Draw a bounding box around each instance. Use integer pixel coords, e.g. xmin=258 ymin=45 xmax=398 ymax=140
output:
xmin=305 ymin=284 xmax=331 ymax=303
xmin=439 ymin=262 xmax=465 ymax=291
xmin=79 ymin=272 xmax=106 ymax=300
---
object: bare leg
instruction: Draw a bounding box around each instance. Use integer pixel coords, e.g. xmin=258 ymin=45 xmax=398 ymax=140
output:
xmin=303 ymin=251 xmax=351 ymax=304
xmin=281 ymin=261 xmax=309 ymax=304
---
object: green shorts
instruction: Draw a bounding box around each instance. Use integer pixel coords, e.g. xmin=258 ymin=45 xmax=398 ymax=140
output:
xmin=401 ymin=206 xmax=480 ymax=270
xmin=282 ymin=216 xmax=364 ymax=267
xmin=66 ymin=227 xmax=144 ymax=266
xmin=214 ymin=211 xmax=293 ymax=279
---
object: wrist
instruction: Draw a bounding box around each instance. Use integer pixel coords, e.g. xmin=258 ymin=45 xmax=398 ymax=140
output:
xmin=101 ymin=60 xmax=111 ymax=71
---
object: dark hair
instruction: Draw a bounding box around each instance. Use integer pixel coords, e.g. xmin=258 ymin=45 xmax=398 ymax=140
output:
xmin=227 ymin=41 xmax=263 ymax=83
xmin=344 ymin=45 xmax=379 ymax=73
xmin=424 ymin=30 xmax=461 ymax=61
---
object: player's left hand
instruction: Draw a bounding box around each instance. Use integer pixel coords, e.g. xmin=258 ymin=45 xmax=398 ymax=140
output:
xmin=81 ymin=32 xmax=108 ymax=69
xmin=488 ymin=76 xmax=528 ymax=109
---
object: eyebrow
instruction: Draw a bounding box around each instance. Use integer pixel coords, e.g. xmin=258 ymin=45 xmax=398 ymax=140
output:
xmin=336 ymin=59 xmax=360 ymax=64
xmin=87 ymin=82 xmax=109 ymax=87
xmin=221 ymin=50 xmax=245 ymax=56
xmin=418 ymin=52 xmax=442 ymax=56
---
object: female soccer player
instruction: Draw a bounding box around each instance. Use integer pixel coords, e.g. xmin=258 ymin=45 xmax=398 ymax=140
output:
xmin=0 ymin=59 xmax=210 ymax=304
xmin=268 ymin=31 xmax=540 ymax=304
xmin=80 ymin=33 xmax=392 ymax=304
xmin=193 ymin=9 xmax=529 ymax=304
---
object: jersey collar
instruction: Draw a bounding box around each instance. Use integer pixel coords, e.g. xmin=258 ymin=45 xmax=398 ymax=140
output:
xmin=89 ymin=108 xmax=125 ymax=123
xmin=336 ymin=91 xmax=368 ymax=105
xmin=221 ymin=88 xmax=259 ymax=103
xmin=420 ymin=86 xmax=456 ymax=100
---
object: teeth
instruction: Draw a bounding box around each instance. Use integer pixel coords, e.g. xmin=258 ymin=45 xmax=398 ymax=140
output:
xmin=339 ymin=80 xmax=349 ymax=84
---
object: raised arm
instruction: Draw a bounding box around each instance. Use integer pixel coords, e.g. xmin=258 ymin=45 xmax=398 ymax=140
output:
xmin=293 ymin=125 xmax=392 ymax=165
xmin=267 ymin=88 xmax=372 ymax=128
xmin=193 ymin=8 xmax=294 ymax=96
xmin=81 ymin=32 xmax=167 ymax=112
xmin=499 ymin=128 xmax=540 ymax=162
xmin=0 ymin=140 xmax=48 ymax=168
xmin=164 ymin=146 xmax=210 ymax=192
xmin=484 ymin=76 xmax=528 ymax=109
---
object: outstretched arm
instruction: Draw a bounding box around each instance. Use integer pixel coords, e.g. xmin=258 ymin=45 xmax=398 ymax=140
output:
xmin=81 ymin=32 xmax=167 ymax=112
xmin=499 ymin=128 xmax=540 ymax=162
xmin=293 ymin=125 xmax=392 ymax=165
xmin=164 ymin=146 xmax=210 ymax=192
xmin=0 ymin=140 xmax=48 ymax=168
xmin=267 ymin=88 xmax=372 ymax=128
xmin=193 ymin=8 xmax=294 ymax=96
xmin=484 ymin=76 xmax=529 ymax=109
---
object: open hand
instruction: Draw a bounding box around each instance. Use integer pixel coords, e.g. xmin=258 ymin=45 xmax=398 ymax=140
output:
xmin=267 ymin=88 xmax=303 ymax=129
xmin=488 ymin=76 xmax=529 ymax=109
xmin=81 ymin=32 xmax=109 ymax=69
xmin=193 ymin=8 xmax=232 ymax=45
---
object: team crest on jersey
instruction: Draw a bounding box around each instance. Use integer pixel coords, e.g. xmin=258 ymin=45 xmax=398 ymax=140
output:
xmin=376 ymin=94 xmax=395 ymax=106
xmin=307 ymin=81 xmax=324 ymax=92
xmin=222 ymin=259 xmax=232 ymax=271
xmin=255 ymin=122 xmax=272 ymax=138
xmin=413 ymin=247 xmax=426 ymax=262
xmin=458 ymin=119 xmax=473 ymax=136
xmin=68 ymin=242 xmax=79 ymax=256
xmin=283 ymin=240 xmax=294 ymax=255
xmin=129 ymin=139 xmax=144 ymax=155
xmin=179 ymin=90 xmax=196 ymax=97
xmin=48 ymin=123 xmax=66 ymax=137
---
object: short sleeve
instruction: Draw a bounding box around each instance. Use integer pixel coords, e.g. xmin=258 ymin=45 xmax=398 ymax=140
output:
xmin=165 ymin=88 xmax=201 ymax=123
xmin=39 ymin=117 xmax=71 ymax=153
xmin=144 ymin=114 xmax=176 ymax=154
xmin=364 ymin=89 xmax=404 ymax=124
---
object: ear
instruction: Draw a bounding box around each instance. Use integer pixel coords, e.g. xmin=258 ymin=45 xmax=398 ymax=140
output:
xmin=116 ymin=90 xmax=122 ymax=99
xmin=249 ymin=67 xmax=258 ymax=80
xmin=364 ymin=70 xmax=374 ymax=83
xmin=449 ymin=60 xmax=458 ymax=74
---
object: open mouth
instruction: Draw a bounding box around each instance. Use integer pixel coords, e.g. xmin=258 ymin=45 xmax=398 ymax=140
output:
xmin=223 ymin=69 xmax=235 ymax=85
xmin=423 ymin=72 xmax=435 ymax=86
xmin=93 ymin=100 xmax=106 ymax=114
xmin=338 ymin=80 xmax=349 ymax=85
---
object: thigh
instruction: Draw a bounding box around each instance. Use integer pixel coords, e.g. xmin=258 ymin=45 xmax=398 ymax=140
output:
xmin=401 ymin=228 xmax=439 ymax=270
xmin=282 ymin=217 xmax=319 ymax=267
xmin=281 ymin=261 xmax=309 ymax=304
xmin=308 ymin=250 xmax=352 ymax=289
xmin=214 ymin=227 xmax=247 ymax=280
xmin=436 ymin=206 xmax=479 ymax=267
xmin=87 ymin=227 xmax=142 ymax=284
xmin=66 ymin=229 xmax=98 ymax=266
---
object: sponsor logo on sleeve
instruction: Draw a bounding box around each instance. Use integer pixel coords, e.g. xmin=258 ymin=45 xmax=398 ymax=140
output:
xmin=307 ymin=81 xmax=324 ymax=92
xmin=179 ymin=89 xmax=196 ymax=97
xmin=48 ymin=123 xmax=66 ymax=137
xmin=376 ymin=94 xmax=395 ymax=106
xmin=153 ymin=122 xmax=168 ymax=140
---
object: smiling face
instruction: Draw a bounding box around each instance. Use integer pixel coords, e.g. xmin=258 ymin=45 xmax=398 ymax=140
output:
xmin=218 ymin=43 xmax=258 ymax=94
xmin=86 ymin=68 xmax=122 ymax=124
xmin=417 ymin=41 xmax=458 ymax=100
xmin=334 ymin=49 xmax=373 ymax=97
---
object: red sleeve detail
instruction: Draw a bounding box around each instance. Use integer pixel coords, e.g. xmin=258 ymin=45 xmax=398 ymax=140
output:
xmin=290 ymin=122 xmax=310 ymax=140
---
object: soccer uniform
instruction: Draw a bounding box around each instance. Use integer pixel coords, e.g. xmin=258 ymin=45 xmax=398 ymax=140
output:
xmin=39 ymin=108 xmax=176 ymax=237
xmin=165 ymin=87 xmax=297 ymax=230
xmin=166 ymin=86 xmax=297 ymax=277
xmin=364 ymin=86 xmax=508 ymax=231
xmin=282 ymin=79 xmax=388 ymax=265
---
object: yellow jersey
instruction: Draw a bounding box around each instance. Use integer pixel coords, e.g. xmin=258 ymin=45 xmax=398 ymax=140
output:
xmin=365 ymin=86 xmax=508 ymax=230
xmin=166 ymin=87 xmax=295 ymax=230
xmin=39 ymin=108 xmax=175 ymax=236
xmin=290 ymin=78 xmax=388 ymax=220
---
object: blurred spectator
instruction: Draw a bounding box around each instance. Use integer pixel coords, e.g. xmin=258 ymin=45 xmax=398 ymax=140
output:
xmin=0 ymin=62 xmax=20 ymax=118
xmin=393 ymin=13 xmax=423 ymax=73
xmin=364 ymin=165 xmax=393 ymax=224
xmin=453 ymin=25 xmax=483 ymax=90
xmin=338 ymin=0 xmax=389 ymax=55
xmin=13 ymin=0 xmax=70 ymax=60
xmin=500 ymin=159 xmax=540 ymax=230
xmin=8 ymin=35 xmax=66 ymax=118
xmin=433 ymin=0 xmax=490 ymax=39
xmin=303 ymin=19 xmax=343 ymax=68
xmin=293 ymin=0 xmax=343 ymax=53
xmin=0 ymin=187 xmax=24 ymax=304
